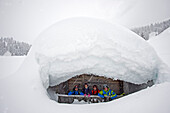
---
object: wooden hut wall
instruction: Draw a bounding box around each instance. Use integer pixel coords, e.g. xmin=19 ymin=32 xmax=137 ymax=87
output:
xmin=123 ymin=80 xmax=154 ymax=94
xmin=53 ymin=74 xmax=123 ymax=95
xmin=49 ymin=74 xmax=153 ymax=95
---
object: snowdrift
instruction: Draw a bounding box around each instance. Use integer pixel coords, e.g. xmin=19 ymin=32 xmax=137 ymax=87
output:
xmin=148 ymin=27 xmax=170 ymax=83
xmin=34 ymin=17 xmax=162 ymax=88
xmin=0 ymin=56 xmax=26 ymax=79
xmin=148 ymin=27 xmax=170 ymax=67
xmin=0 ymin=17 xmax=170 ymax=113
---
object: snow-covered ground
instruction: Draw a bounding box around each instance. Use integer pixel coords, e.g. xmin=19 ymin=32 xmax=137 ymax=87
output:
xmin=0 ymin=54 xmax=170 ymax=113
xmin=0 ymin=18 xmax=170 ymax=113
xmin=0 ymin=56 xmax=26 ymax=79
xmin=0 ymin=61 xmax=170 ymax=113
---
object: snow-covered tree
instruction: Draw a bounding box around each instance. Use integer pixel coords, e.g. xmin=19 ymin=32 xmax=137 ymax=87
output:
xmin=131 ymin=19 xmax=170 ymax=40
xmin=0 ymin=37 xmax=31 ymax=56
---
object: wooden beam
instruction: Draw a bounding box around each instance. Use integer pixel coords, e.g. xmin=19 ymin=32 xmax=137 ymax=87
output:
xmin=56 ymin=94 xmax=123 ymax=98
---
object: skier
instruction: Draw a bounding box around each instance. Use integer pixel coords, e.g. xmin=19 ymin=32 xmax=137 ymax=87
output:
xmin=91 ymin=85 xmax=100 ymax=95
xmin=98 ymin=84 xmax=117 ymax=101
xmin=68 ymin=85 xmax=84 ymax=95
xmin=82 ymin=83 xmax=91 ymax=97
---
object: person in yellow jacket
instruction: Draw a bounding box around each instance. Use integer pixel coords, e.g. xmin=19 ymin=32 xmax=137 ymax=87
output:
xmin=98 ymin=84 xmax=117 ymax=101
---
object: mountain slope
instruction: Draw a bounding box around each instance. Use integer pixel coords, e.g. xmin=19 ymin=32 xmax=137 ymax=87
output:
xmin=0 ymin=18 xmax=170 ymax=113
xmin=148 ymin=27 xmax=170 ymax=67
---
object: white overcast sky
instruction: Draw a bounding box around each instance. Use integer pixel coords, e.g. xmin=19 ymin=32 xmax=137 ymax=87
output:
xmin=0 ymin=0 xmax=170 ymax=43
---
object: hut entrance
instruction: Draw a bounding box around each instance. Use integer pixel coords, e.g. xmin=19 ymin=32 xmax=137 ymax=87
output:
xmin=55 ymin=74 xmax=123 ymax=95
xmin=47 ymin=74 xmax=154 ymax=104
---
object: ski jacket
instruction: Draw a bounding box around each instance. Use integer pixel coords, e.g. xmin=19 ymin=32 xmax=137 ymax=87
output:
xmin=68 ymin=90 xmax=84 ymax=95
xmin=98 ymin=89 xmax=117 ymax=100
xmin=82 ymin=87 xmax=92 ymax=95
xmin=92 ymin=89 xmax=100 ymax=95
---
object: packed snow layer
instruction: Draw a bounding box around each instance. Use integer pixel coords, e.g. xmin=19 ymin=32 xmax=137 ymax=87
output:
xmin=34 ymin=17 xmax=162 ymax=88
xmin=148 ymin=27 xmax=170 ymax=67
xmin=148 ymin=27 xmax=170 ymax=83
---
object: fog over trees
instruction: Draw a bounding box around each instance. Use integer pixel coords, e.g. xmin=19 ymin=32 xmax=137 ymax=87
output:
xmin=132 ymin=19 xmax=170 ymax=40
xmin=0 ymin=19 xmax=170 ymax=56
xmin=0 ymin=37 xmax=31 ymax=56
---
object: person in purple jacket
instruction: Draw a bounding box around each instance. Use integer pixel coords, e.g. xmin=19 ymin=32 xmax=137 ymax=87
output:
xmin=82 ymin=83 xmax=92 ymax=97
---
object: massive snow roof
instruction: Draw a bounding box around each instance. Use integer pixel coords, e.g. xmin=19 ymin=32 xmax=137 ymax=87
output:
xmin=34 ymin=17 xmax=161 ymax=88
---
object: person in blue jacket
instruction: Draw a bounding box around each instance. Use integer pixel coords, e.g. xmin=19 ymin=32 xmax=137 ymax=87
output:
xmin=98 ymin=84 xmax=117 ymax=100
xmin=68 ymin=85 xmax=84 ymax=95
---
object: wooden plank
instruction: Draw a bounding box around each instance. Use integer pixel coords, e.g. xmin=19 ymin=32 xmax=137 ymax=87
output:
xmin=56 ymin=94 xmax=123 ymax=98
xmin=57 ymin=94 xmax=99 ymax=98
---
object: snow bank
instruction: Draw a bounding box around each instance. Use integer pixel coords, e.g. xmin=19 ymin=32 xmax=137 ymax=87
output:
xmin=148 ymin=27 xmax=170 ymax=67
xmin=148 ymin=27 xmax=170 ymax=83
xmin=1 ymin=63 xmax=170 ymax=113
xmin=34 ymin=17 xmax=162 ymax=88
xmin=0 ymin=17 xmax=170 ymax=113
xmin=0 ymin=56 xmax=26 ymax=79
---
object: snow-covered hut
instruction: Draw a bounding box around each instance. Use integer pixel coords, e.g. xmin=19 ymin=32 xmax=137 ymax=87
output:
xmin=34 ymin=17 xmax=161 ymax=102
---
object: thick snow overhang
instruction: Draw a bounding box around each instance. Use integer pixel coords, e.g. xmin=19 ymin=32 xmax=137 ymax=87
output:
xmin=33 ymin=17 xmax=161 ymax=89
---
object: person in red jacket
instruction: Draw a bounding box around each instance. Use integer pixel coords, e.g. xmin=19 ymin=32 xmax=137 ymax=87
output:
xmin=91 ymin=85 xmax=100 ymax=95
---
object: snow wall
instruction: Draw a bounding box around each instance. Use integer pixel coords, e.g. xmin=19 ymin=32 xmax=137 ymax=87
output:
xmin=33 ymin=17 xmax=168 ymax=89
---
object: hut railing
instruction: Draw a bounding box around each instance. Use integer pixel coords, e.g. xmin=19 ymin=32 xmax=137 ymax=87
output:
xmin=56 ymin=94 xmax=123 ymax=104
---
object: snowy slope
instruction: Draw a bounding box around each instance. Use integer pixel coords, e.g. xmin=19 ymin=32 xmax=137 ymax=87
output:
xmin=0 ymin=56 xmax=26 ymax=79
xmin=148 ymin=27 xmax=170 ymax=67
xmin=0 ymin=58 xmax=170 ymax=113
xmin=0 ymin=18 xmax=170 ymax=113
